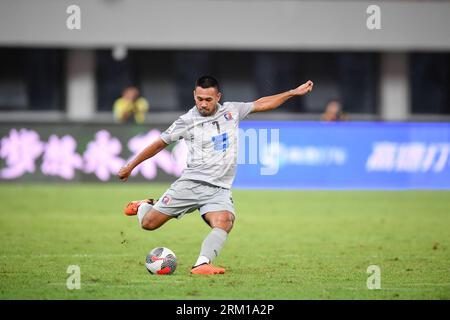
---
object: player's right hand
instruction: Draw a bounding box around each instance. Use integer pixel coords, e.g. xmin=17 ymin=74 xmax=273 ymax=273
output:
xmin=118 ymin=164 xmax=132 ymax=182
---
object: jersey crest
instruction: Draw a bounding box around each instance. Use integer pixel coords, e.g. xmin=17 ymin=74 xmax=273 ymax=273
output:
xmin=224 ymin=112 xmax=233 ymax=121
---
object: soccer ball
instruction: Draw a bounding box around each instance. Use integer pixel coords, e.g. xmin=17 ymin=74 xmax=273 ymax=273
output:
xmin=145 ymin=247 xmax=177 ymax=275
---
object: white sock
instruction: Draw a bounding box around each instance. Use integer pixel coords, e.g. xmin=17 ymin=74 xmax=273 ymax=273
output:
xmin=137 ymin=203 xmax=152 ymax=226
xmin=194 ymin=255 xmax=210 ymax=267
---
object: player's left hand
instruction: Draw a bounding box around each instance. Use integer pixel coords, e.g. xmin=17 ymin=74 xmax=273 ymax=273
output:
xmin=292 ymin=80 xmax=314 ymax=96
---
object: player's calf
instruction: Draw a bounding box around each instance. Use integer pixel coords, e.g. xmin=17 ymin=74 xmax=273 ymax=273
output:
xmin=141 ymin=218 xmax=161 ymax=231
xmin=141 ymin=209 xmax=173 ymax=231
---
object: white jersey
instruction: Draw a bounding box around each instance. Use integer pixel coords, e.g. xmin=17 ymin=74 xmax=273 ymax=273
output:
xmin=160 ymin=102 xmax=254 ymax=189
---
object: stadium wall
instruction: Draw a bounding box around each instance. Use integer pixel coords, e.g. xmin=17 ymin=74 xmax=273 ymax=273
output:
xmin=1 ymin=0 xmax=449 ymax=50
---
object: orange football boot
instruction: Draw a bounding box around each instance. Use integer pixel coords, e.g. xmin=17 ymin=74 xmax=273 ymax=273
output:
xmin=190 ymin=263 xmax=225 ymax=275
xmin=124 ymin=199 xmax=155 ymax=216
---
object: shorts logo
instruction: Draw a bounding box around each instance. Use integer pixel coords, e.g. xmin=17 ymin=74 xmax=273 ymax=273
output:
xmin=224 ymin=112 xmax=233 ymax=121
xmin=162 ymin=195 xmax=171 ymax=205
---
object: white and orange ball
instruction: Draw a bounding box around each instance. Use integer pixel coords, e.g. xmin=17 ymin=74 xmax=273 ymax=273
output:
xmin=145 ymin=247 xmax=177 ymax=275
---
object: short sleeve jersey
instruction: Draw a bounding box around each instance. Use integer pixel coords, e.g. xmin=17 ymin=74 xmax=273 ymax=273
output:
xmin=160 ymin=102 xmax=254 ymax=189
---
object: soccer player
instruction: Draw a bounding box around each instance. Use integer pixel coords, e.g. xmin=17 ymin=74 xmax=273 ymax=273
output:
xmin=118 ymin=76 xmax=313 ymax=275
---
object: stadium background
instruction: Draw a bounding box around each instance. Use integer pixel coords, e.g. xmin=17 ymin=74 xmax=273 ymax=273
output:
xmin=0 ymin=0 xmax=449 ymax=300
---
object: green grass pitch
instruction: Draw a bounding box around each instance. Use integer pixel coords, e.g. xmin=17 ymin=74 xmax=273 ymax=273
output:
xmin=0 ymin=184 xmax=449 ymax=299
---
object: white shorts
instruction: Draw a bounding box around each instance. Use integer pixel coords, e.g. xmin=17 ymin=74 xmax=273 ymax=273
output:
xmin=153 ymin=178 xmax=235 ymax=220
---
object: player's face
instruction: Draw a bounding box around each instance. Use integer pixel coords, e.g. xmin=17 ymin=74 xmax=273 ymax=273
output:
xmin=194 ymin=87 xmax=221 ymax=117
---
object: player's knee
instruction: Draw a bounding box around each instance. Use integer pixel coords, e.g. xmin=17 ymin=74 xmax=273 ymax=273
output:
xmin=223 ymin=220 xmax=234 ymax=233
xmin=213 ymin=212 xmax=234 ymax=233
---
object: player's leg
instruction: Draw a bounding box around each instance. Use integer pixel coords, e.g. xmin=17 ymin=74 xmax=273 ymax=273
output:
xmin=130 ymin=179 xmax=201 ymax=231
xmin=191 ymin=185 xmax=236 ymax=274
xmin=191 ymin=210 xmax=235 ymax=274
xmin=124 ymin=199 xmax=174 ymax=230
xmin=140 ymin=208 xmax=174 ymax=231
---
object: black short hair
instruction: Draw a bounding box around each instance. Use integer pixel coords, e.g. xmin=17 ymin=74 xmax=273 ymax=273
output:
xmin=195 ymin=75 xmax=220 ymax=92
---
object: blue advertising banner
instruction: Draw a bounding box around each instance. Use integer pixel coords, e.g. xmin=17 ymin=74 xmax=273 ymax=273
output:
xmin=1 ymin=121 xmax=449 ymax=189
xmin=234 ymin=121 xmax=450 ymax=190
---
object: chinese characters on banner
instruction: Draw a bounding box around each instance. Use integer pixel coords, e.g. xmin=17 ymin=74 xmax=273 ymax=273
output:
xmin=0 ymin=128 xmax=187 ymax=181
xmin=366 ymin=142 xmax=450 ymax=173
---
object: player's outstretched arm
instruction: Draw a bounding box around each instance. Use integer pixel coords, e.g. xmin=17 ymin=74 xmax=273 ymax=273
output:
xmin=118 ymin=137 xmax=168 ymax=182
xmin=252 ymin=80 xmax=313 ymax=113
